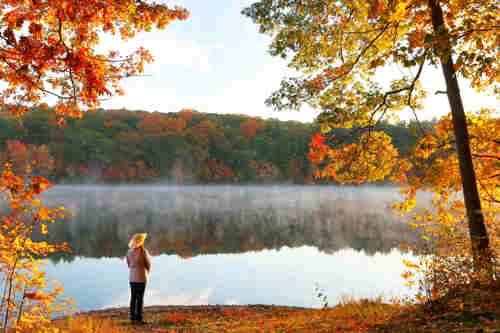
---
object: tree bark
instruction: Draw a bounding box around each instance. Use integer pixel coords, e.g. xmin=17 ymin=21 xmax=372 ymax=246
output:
xmin=428 ymin=0 xmax=493 ymax=278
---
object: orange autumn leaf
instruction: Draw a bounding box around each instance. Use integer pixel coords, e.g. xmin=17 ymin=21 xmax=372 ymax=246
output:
xmin=0 ymin=0 xmax=189 ymax=117
xmin=308 ymin=131 xmax=399 ymax=183
xmin=24 ymin=291 xmax=46 ymax=301
xmin=38 ymin=207 xmax=50 ymax=221
xmin=31 ymin=176 xmax=51 ymax=194
xmin=0 ymin=2 xmax=189 ymax=330
xmin=369 ymin=0 xmax=387 ymax=19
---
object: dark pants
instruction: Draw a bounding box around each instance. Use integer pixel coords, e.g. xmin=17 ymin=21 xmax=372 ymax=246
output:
xmin=129 ymin=282 xmax=146 ymax=321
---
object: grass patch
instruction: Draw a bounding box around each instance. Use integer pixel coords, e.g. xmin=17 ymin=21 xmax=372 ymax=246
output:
xmin=52 ymin=286 xmax=500 ymax=332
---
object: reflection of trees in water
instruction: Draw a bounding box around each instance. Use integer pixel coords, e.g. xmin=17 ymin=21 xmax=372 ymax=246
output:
xmin=39 ymin=186 xmax=418 ymax=263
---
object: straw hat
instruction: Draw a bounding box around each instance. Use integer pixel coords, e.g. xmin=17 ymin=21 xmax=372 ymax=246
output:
xmin=128 ymin=233 xmax=148 ymax=249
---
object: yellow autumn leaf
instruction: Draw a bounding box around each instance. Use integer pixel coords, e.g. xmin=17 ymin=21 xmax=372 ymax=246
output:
xmin=402 ymin=259 xmax=420 ymax=270
xmin=38 ymin=207 xmax=50 ymax=221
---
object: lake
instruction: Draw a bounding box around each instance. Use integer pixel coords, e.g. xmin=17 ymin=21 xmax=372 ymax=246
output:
xmin=38 ymin=185 xmax=418 ymax=311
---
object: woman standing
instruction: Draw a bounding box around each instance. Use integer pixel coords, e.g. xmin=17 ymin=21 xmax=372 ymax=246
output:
xmin=126 ymin=233 xmax=152 ymax=324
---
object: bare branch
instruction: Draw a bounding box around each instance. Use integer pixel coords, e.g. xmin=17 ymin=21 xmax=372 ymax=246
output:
xmin=453 ymin=26 xmax=500 ymax=40
xmin=486 ymin=172 xmax=500 ymax=180
xmin=472 ymin=154 xmax=500 ymax=161
xmin=406 ymin=51 xmax=428 ymax=135
xmin=328 ymin=23 xmax=391 ymax=82
xmin=478 ymin=178 xmax=500 ymax=204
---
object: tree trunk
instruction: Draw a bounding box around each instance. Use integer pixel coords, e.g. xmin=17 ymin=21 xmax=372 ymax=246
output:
xmin=428 ymin=0 xmax=493 ymax=279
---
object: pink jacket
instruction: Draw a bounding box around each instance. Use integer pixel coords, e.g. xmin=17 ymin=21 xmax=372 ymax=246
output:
xmin=126 ymin=247 xmax=152 ymax=283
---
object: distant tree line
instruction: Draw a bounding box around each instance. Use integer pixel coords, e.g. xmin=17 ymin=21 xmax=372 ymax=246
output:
xmin=40 ymin=186 xmax=418 ymax=261
xmin=0 ymin=108 xmax=430 ymax=183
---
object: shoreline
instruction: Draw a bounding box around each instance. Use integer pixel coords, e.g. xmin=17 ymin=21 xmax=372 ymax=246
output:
xmin=55 ymin=286 xmax=500 ymax=333
xmin=54 ymin=287 xmax=500 ymax=332
xmin=78 ymin=304 xmax=314 ymax=318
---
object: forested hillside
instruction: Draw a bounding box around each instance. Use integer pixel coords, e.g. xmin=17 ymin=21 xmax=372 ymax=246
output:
xmin=0 ymin=108 xmax=423 ymax=183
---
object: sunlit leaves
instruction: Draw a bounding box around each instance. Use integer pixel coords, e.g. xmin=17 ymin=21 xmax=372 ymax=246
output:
xmin=0 ymin=162 xmax=69 ymax=330
xmin=0 ymin=0 xmax=188 ymax=330
xmin=309 ymin=131 xmax=400 ymax=184
xmin=309 ymin=109 xmax=499 ymax=301
xmin=243 ymin=0 xmax=499 ymax=169
xmin=393 ymin=110 xmax=499 ymax=300
xmin=0 ymin=0 xmax=189 ymax=119
xmin=246 ymin=0 xmax=499 ymax=296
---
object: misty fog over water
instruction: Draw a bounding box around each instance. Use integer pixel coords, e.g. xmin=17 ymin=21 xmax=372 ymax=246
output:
xmin=36 ymin=185 xmax=419 ymax=310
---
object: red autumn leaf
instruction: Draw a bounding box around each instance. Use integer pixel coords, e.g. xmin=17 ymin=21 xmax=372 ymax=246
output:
xmin=310 ymin=133 xmax=326 ymax=149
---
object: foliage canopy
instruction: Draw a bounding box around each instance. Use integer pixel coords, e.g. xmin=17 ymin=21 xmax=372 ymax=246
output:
xmin=244 ymin=0 xmax=499 ymax=286
xmin=243 ymin=0 xmax=498 ymax=120
xmin=0 ymin=1 xmax=188 ymax=330
xmin=0 ymin=0 xmax=188 ymax=120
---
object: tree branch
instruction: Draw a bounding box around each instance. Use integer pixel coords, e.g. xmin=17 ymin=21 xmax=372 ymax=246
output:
xmin=472 ymin=154 xmax=500 ymax=161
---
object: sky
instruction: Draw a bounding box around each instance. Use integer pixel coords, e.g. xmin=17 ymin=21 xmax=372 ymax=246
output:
xmin=99 ymin=0 xmax=498 ymax=123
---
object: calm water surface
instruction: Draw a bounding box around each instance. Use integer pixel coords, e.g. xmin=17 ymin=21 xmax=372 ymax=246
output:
xmin=39 ymin=185 xmax=418 ymax=311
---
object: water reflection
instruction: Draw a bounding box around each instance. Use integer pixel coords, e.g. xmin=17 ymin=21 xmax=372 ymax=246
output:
xmin=40 ymin=185 xmax=417 ymax=261
xmin=44 ymin=246 xmax=415 ymax=311
xmin=31 ymin=185 xmax=422 ymax=310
